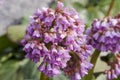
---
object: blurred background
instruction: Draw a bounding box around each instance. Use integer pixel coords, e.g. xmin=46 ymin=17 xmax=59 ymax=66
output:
xmin=0 ymin=0 xmax=120 ymax=80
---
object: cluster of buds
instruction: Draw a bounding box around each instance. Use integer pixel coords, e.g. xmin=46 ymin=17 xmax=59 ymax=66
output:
xmin=21 ymin=1 xmax=93 ymax=80
xmin=86 ymin=13 xmax=120 ymax=54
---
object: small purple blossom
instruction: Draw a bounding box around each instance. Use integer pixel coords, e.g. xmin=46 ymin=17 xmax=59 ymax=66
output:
xmin=105 ymin=54 xmax=120 ymax=80
xmin=63 ymin=45 xmax=93 ymax=80
xmin=21 ymin=1 xmax=93 ymax=79
xmin=104 ymin=13 xmax=120 ymax=80
xmin=86 ymin=15 xmax=120 ymax=54
xmin=86 ymin=13 xmax=120 ymax=80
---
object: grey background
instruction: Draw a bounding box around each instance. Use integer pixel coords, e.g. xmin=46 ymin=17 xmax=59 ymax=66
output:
xmin=0 ymin=0 xmax=52 ymax=35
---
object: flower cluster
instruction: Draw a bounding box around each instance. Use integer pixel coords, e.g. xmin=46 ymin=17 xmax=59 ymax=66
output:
xmin=104 ymin=14 xmax=120 ymax=80
xmin=86 ymin=13 xmax=120 ymax=80
xmin=21 ymin=1 xmax=93 ymax=80
xmin=105 ymin=54 xmax=120 ymax=80
xmin=63 ymin=45 xmax=93 ymax=80
xmin=86 ymin=15 xmax=120 ymax=54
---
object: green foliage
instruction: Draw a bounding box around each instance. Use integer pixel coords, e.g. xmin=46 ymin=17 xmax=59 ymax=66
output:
xmin=0 ymin=59 xmax=40 ymax=80
xmin=52 ymin=73 xmax=69 ymax=80
xmin=72 ymin=2 xmax=85 ymax=11
xmin=101 ymin=53 xmax=115 ymax=64
xmin=7 ymin=24 xmax=27 ymax=43
xmin=115 ymin=75 xmax=120 ymax=80
xmin=82 ymin=75 xmax=96 ymax=80
xmin=0 ymin=60 xmax=23 ymax=80
xmin=7 ymin=16 xmax=29 ymax=43
xmin=96 ymin=74 xmax=106 ymax=80
xmin=0 ymin=35 xmax=17 ymax=52
xmin=0 ymin=16 xmax=40 ymax=80
xmin=22 ymin=60 xmax=40 ymax=80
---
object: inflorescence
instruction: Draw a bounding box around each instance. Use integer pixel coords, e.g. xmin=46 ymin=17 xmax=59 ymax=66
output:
xmin=21 ymin=1 xmax=93 ymax=80
xmin=86 ymin=13 xmax=120 ymax=80
xmin=86 ymin=14 xmax=120 ymax=54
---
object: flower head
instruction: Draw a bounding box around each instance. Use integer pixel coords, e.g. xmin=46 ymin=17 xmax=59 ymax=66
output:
xmin=86 ymin=14 xmax=120 ymax=53
xmin=21 ymin=1 xmax=93 ymax=79
xmin=105 ymin=54 xmax=120 ymax=80
xmin=86 ymin=13 xmax=120 ymax=80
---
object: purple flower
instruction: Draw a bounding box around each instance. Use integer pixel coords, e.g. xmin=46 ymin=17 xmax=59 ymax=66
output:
xmin=63 ymin=45 xmax=93 ymax=80
xmin=105 ymin=54 xmax=120 ymax=80
xmin=86 ymin=16 xmax=120 ymax=54
xmin=86 ymin=13 xmax=120 ymax=80
xmin=21 ymin=1 xmax=93 ymax=79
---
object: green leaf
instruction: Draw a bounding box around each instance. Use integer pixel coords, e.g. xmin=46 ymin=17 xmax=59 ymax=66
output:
xmin=82 ymin=75 xmax=96 ymax=80
xmin=87 ymin=0 xmax=101 ymax=7
xmin=112 ymin=0 xmax=120 ymax=16
xmin=72 ymin=2 xmax=85 ymax=11
xmin=20 ymin=17 xmax=29 ymax=25
xmin=7 ymin=24 xmax=27 ymax=43
xmin=94 ymin=55 xmax=110 ymax=73
xmin=0 ymin=53 xmax=13 ymax=63
xmin=22 ymin=60 xmax=40 ymax=80
xmin=98 ymin=0 xmax=111 ymax=7
xmin=0 ymin=60 xmax=21 ymax=80
xmin=0 ymin=59 xmax=32 ymax=80
xmin=86 ymin=6 xmax=104 ymax=26
xmin=100 ymin=53 xmax=115 ymax=64
xmin=52 ymin=73 xmax=69 ymax=80
xmin=114 ymin=75 xmax=120 ymax=80
xmin=0 ymin=35 xmax=17 ymax=52
xmin=96 ymin=74 xmax=106 ymax=80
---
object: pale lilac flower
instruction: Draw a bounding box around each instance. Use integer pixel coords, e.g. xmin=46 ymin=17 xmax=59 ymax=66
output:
xmin=105 ymin=54 xmax=120 ymax=80
xmin=86 ymin=13 xmax=120 ymax=80
xmin=21 ymin=1 xmax=93 ymax=79
xmin=86 ymin=16 xmax=120 ymax=54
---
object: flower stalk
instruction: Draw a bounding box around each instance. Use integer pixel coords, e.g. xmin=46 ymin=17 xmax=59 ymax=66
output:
xmin=40 ymin=73 xmax=50 ymax=80
xmin=106 ymin=0 xmax=115 ymax=17
xmin=85 ymin=0 xmax=115 ymax=80
xmin=85 ymin=49 xmax=101 ymax=80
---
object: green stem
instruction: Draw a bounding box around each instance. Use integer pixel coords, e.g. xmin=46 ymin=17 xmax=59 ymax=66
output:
xmin=40 ymin=72 xmax=50 ymax=80
xmin=106 ymin=0 xmax=115 ymax=17
xmin=85 ymin=49 xmax=101 ymax=80
xmin=85 ymin=0 xmax=115 ymax=80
